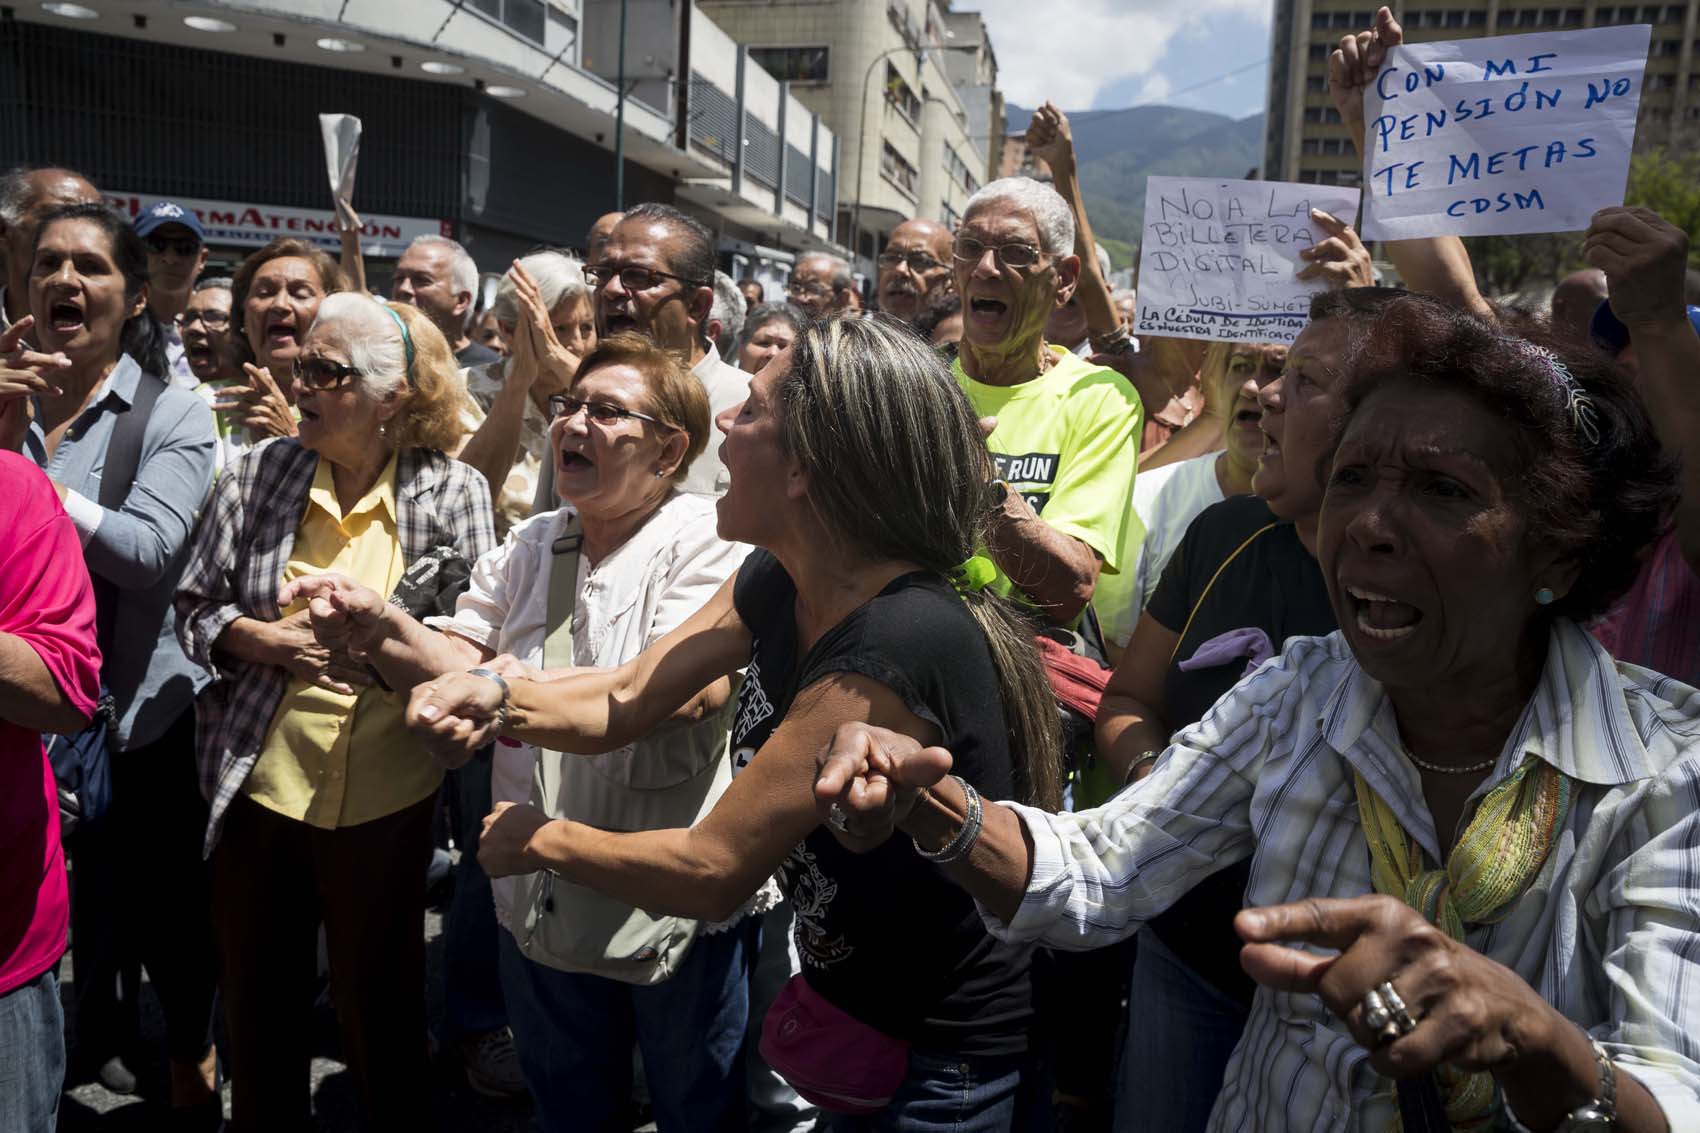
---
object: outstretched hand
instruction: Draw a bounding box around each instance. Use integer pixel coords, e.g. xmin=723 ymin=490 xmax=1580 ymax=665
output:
xmin=277 ymin=572 xmax=392 ymax=661
xmin=813 ymin=722 xmax=954 ymax=853
xmin=211 ymin=363 xmax=298 ymax=439
xmin=406 ymin=669 xmax=509 ymax=769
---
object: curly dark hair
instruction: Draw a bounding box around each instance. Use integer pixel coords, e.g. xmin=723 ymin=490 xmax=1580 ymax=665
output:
xmin=1334 ymin=295 xmax=1677 ymax=623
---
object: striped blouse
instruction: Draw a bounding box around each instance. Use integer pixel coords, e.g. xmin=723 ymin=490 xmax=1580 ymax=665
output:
xmin=993 ymin=619 xmax=1700 ymax=1131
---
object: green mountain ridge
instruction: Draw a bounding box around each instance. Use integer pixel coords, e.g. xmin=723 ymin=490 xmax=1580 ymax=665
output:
xmin=1007 ymin=103 xmax=1267 ymax=269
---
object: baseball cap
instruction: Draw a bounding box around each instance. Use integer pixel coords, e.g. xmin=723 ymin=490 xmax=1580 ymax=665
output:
xmin=134 ymin=200 xmax=205 ymax=243
xmin=1590 ymin=298 xmax=1700 ymax=356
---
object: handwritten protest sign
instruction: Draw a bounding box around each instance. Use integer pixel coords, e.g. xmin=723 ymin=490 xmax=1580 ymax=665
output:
xmin=1133 ymin=177 xmax=1361 ymax=344
xmin=1361 ymin=25 xmax=1649 ymax=239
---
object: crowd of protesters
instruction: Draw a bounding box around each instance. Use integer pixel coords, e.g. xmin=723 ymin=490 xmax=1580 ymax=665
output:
xmin=3 ymin=8 xmax=1700 ymax=1133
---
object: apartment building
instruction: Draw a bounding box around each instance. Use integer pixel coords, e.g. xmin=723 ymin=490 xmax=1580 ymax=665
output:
xmin=1263 ymin=0 xmax=1698 ymax=185
xmin=698 ymin=0 xmax=996 ymax=275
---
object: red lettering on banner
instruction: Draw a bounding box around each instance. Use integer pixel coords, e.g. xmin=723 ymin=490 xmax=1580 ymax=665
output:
xmin=380 ymin=224 xmax=401 ymax=238
xmin=208 ymin=210 xmax=238 ymax=226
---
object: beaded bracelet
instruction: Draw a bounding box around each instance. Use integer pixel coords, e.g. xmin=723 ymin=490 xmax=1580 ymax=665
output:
xmin=913 ymin=775 xmax=982 ymax=865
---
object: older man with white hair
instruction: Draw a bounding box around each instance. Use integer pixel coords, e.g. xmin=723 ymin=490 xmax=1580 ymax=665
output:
xmin=391 ymin=234 xmax=497 ymax=367
xmin=952 ymin=176 xmax=1145 ymax=655
xmin=707 ymin=270 xmax=747 ymax=360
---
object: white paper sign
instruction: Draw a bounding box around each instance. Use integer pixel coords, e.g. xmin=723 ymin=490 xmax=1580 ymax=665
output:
xmin=1360 ymin=25 xmax=1649 ymax=239
xmin=1133 ymin=177 xmax=1361 ymax=344
xmin=319 ymin=113 xmax=362 ymax=231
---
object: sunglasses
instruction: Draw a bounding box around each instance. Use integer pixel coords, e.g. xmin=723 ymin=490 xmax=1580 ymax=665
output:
xmin=547 ymin=394 xmax=668 ymax=428
xmin=292 ymin=356 xmax=363 ymax=391
xmin=952 ymin=236 xmax=1045 ymax=269
xmin=145 ymin=234 xmax=202 ymax=258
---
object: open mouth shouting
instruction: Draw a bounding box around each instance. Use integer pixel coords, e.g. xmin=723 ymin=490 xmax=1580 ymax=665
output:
xmin=265 ymin=316 xmax=300 ymax=354
xmin=966 ymin=294 xmax=1009 ymax=331
xmin=1343 ymin=583 xmax=1424 ymax=642
xmin=47 ymin=298 xmax=86 ymax=336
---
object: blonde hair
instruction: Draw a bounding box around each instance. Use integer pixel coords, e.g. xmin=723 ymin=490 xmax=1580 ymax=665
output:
xmin=312 ymin=293 xmax=470 ymax=453
xmin=778 ymin=316 xmax=1064 ymax=810
xmin=571 ymin=332 xmax=710 ymax=480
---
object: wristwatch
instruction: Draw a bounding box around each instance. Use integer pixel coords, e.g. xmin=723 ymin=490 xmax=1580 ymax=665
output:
xmin=1553 ymin=1037 xmax=1617 ymax=1132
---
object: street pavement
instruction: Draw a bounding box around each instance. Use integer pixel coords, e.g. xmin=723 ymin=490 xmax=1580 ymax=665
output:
xmin=55 ymin=869 xmax=543 ymax=1131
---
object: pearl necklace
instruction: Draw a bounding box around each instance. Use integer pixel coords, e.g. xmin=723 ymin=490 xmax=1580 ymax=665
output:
xmin=1402 ymin=746 xmax=1497 ymax=775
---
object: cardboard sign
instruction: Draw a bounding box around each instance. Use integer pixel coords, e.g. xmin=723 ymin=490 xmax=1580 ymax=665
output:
xmin=1133 ymin=177 xmax=1361 ymax=344
xmin=1360 ymin=24 xmax=1649 ymax=239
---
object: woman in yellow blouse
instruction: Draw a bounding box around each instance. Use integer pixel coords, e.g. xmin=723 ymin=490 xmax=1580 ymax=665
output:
xmin=175 ymin=293 xmax=494 ymax=1131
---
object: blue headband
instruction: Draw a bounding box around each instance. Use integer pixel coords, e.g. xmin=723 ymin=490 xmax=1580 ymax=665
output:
xmin=380 ymin=302 xmax=416 ymax=386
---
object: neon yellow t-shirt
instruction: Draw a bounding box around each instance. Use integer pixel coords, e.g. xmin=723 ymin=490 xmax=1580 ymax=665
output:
xmin=953 ymin=346 xmax=1146 ymax=648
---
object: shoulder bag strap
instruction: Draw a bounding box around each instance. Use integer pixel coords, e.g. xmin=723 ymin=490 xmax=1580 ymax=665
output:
xmin=544 ymin=512 xmax=584 ymax=670
xmin=92 ymin=371 xmax=168 ymax=654
xmin=1167 ymin=523 xmax=1278 ymax=666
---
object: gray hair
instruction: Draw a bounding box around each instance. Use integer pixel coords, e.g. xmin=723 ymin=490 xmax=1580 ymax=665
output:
xmin=311 ymin=291 xmax=410 ymax=402
xmin=709 ymin=270 xmax=747 ymax=357
xmin=777 ymin=316 xmax=1064 ymax=811
xmin=490 ymin=251 xmax=589 ymax=327
xmin=798 ymin=251 xmax=853 ymax=292
xmin=404 ymin=234 xmax=479 ymax=302
xmin=194 ymin=275 xmax=234 ymax=293
xmin=1094 ymin=242 xmax=1112 ymax=280
xmin=1111 ymin=287 xmax=1137 ymax=305
xmin=0 ymin=164 xmax=90 ymax=226
xmin=963 ymin=176 xmax=1075 ymax=255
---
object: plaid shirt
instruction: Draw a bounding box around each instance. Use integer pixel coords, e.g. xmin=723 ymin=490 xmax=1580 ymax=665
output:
xmin=996 ymin=620 xmax=1700 ymax=1131
xmin=176 ymin=438 xmax=494 ymax=855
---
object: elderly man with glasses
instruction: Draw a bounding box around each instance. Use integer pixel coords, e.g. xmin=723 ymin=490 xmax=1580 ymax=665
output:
xmin=875 ymin=218 xmax=954 ymax=325
xmin=952 ymin=177 xmax=1145 ymax=658
xmin=785 ymin=251 xmax=856 ymax=316
xmin=529 ymin=203 xmax=748 ymax=506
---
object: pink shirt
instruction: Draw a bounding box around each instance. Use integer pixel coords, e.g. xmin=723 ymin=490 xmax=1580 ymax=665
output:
xmin=0 ymin=451 xmax=100 ymax=995
xmin=1592 ymin=531 xmax=1700 ymax=689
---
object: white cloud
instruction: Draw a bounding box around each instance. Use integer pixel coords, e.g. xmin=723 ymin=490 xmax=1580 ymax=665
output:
xmin=1134 ymin=73 xmax=1173 ymax=103
xmin=963 ymin=0 xmax=1270 ymax=109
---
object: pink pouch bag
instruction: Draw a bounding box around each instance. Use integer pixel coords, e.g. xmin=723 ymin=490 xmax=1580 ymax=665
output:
xmin=759 ymin=974 xmax=911 ymax=1114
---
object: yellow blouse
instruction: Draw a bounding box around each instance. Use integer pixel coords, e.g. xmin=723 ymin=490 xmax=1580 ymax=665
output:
xmin=244 ymin=452 xmax=444 ymax=828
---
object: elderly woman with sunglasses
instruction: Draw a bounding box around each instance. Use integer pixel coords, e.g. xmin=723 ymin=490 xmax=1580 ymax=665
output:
xmin=282 ymin=332 xmax=756 ymax=1131
xmin=174 ymin=293 xmax=493 ymax=1131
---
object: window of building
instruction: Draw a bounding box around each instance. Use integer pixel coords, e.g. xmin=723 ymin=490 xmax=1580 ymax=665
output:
xmin=881 ymin=141 xmax=919 ymax=196
xmin=467 ymin=0 xmax=546 ymax=44
xmin=885 ymin=62 xmax=922 ymax=124
xmin=1312 ymin=12 xmax=1331 ymax=28
xmin=1660 ymin=37 xmax=1683 ymax=56
xmin=1667 ymin=4 xmax=1686 ymax=20
xmin=1445 ymin=10 xmax=1466 ymax=27
xmin=750 ymin=45 xmax=830 ymax=84
xmin=1309 ymin=43 xmax=1332 ymax=61
xmin=1307 ymin=74 xmax=1328 ymax=92
xmin=1498 ymin=9 xmax=1516 ymax=25
xmin=1468 ymin=10 xmax=1487 ymax=24
xmin=1302 ymin=138 xmax=1321 ymax=154
xmin=1641 ymin=4 xmax=1662 ymax=20
xmin=1563 ymin=8 xmax=1584 ymax=22
xmin=1649 ymin=105 xmax=1673 ymax=121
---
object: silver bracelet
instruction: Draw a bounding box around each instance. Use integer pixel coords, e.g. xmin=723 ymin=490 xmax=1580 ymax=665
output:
xmin=913 ymin=775 xmax=982 ymax=864
xmin=465 ymin=667 xmax=511 ymax=732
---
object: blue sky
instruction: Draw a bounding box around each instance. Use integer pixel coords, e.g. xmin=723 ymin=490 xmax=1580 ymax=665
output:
xmin=964 ymin=0 xmax=1274 ymax=119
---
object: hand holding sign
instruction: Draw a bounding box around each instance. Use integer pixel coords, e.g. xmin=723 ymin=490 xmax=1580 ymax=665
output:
xmin=1133 ymin=177 xmax=1362 ymax=344
xmin=1360 ymin=24 xmax=1650 ymax=239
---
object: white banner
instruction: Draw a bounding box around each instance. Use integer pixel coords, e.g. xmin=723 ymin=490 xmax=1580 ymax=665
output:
xmin=104 ymin=191 xmax=447 ymax=258
xmin=1134 ymin=176 xmax=1361 ymax=344
xmin=1360 ymin=25 xmax=1649 ymax=239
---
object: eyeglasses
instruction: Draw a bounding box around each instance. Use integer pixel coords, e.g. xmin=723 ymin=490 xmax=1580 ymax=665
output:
xmin=292 ymin=356 xmax=363 ymax=391
xmin=547 ymin=394 xmax=670 ymax=429
xmin=952 ymin=236 xmax=1045 ymax=270
xmin=583 ymin=263 xmax=704 ymax=293
xmin=144 ymin=234 xmax=202 ymax=258
xmin=176 ymin=308 xmax=230 ymax=330
xmin=876 ymin=251 xmax=945 ymax=273
xmin=786 ymin=279 xmax=832 ymax=299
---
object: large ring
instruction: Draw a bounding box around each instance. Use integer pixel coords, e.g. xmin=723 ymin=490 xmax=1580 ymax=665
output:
xmin=1380 ymin=981 xmax=1418 ymax=1036
xmin=1361 ymin=988 xmax=1392 ymax=1033
xmin=827 ymin=803 xmax=850 ymax=834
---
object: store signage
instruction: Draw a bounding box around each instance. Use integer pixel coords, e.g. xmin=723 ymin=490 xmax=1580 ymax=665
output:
xmin=105 ymin=191 xmax=449 ymax=257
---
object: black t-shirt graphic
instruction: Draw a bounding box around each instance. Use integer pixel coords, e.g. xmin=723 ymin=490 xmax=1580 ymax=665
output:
xmin=730 ymin=550 xmax=1034 ymax=1057
xmin=1141 ymin=494 xmax=1337 ymax=1004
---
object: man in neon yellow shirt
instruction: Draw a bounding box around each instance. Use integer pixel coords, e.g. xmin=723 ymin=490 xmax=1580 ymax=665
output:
xmin=950 ymin=177 xmax=1145 ymax=654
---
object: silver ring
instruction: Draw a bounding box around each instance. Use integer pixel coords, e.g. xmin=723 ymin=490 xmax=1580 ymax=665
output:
xmin=827 ymin=803 xmax=849 ymax=833
xmin=1361 ymin=988 xmax=1393 ymax=1034
xmin=1380 ymin=981 xmax=1418 ymax=1036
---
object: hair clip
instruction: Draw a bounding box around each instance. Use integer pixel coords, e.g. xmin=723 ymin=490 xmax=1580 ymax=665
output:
xmin=1511 ymin=340 xmax=1600 ymax=446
